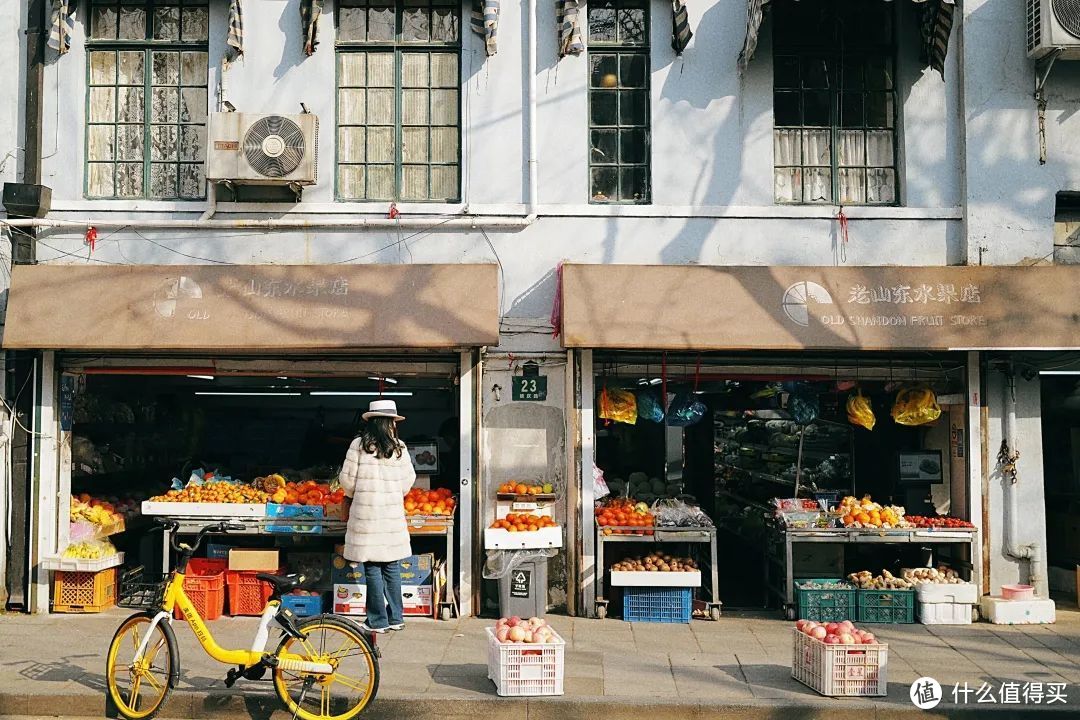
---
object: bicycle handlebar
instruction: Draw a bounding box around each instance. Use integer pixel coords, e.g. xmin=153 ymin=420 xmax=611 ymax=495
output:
xmin=154 ymin=518 xmax=247 ymax=553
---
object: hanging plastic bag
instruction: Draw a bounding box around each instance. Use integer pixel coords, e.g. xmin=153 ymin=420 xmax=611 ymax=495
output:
xmin=784 ymin=382 xmax=820 ymax=425
xmin=482 ymin=548 xmax=559 ymax=579
xmin=593 ymin=464 xmax=611 ymax=500
xmin=891 ymin=386 xmax=942 ymax=426
xmin=666 ymin=392 xmax=707 ymax=427
xmin=635 ymin=390 xmax=665 ymax=423
xmin=846 ymin=389 xmax=876 ymax=431
xmin=598 ymin=387 xmax=638 ymax=425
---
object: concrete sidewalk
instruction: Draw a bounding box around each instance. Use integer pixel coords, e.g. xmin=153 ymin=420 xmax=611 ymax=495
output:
xmin=1 ymin=606 xmax=1079 ymax=719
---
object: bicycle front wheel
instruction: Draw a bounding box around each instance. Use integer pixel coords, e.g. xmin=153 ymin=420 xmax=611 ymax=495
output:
xmin=105 ymin=612 xmax=177 ymax=720
xmin=273 ymin=615 xmax=380 ymax=720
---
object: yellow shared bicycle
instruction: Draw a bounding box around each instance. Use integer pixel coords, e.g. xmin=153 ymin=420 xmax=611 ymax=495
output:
xmin=106 ymin=519 xmax=380 ymax=720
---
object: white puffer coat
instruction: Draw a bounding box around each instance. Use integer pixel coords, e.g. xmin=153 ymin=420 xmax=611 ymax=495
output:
xmin=338 ymin=437 xmax=416 ymax=563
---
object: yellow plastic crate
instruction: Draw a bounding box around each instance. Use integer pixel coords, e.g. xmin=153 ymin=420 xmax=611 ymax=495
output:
xmin=52 ymin=567 xmax=117 ymax=613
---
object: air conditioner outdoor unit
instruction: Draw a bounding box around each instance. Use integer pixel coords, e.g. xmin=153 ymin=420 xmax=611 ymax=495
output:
xmin=207 ymin=112 xmax=318 ymax=186
xmin=1027 ymin=0 xmax=1080 ymax=60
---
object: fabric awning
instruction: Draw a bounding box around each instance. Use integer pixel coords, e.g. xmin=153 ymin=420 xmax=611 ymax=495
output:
xmin=3 ymin=264 xmax=499 ymax=351
xmin=559 ymin=263 xmax=1080 ymax=351
xmin=739 ymin=0 xmax=957 ymax=78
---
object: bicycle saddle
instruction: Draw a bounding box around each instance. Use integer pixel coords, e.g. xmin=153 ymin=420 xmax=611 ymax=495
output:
xmin=256 ymin=572 xmax=304 ymax=594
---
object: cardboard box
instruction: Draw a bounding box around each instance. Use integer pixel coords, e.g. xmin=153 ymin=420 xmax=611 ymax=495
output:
xmin=228 ymin=549 xmax=280 ymax=571
xmin=333 ymin=584 xmax=367 ymax=615
xmin=402 ymin=584 xmax=434 ymax=616
xmin=332 ymin=583 xmax=434 ymax=617
xmin=330 ymin=553 xmax=433 ymax=586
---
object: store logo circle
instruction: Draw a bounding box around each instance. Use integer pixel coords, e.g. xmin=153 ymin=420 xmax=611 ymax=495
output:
xmin=153 ymin=275 xmax=203 ymax=319
xmin=910 ymin=677 xmax=942 ymax=709
xmin=781 ymin=281 xmax=834 ymax=327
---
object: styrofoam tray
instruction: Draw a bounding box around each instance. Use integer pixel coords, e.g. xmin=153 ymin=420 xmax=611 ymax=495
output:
xmin=484 ymin=527 xmax=562 ymax=550
xmin=141 ymin=501 xmax=267 ymax=517
xmin=40 ymin=551 xmax=124 ymax=572
xmin=916 ymin=582 xmax=978 ymax=604
xmin=609 ymin=570 xmax=701 ymax=587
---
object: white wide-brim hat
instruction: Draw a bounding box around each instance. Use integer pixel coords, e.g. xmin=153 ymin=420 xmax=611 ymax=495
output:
xmin=363 ymin=398 xmax=405 ymax=421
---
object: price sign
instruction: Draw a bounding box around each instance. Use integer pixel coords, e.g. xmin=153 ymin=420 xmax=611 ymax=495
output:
xmin=511 ymin=502 xmax=538 ymax=512
xmin=512 ymin=376 xmax=547 ymax=401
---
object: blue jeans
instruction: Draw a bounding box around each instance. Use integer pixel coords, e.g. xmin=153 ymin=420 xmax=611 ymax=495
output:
xmin=363 ymin=560 xmax=403 ymax=628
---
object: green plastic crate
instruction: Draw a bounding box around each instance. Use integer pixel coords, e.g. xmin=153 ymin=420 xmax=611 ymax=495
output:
xmin=795 ymin=578 xmax=856 ymax=622
xmin=856 ymin=588 xmax=916 ymax=623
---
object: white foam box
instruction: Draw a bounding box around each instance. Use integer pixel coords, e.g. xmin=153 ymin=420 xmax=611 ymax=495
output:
xmin=609 ymin=570 xmax=701 ymax=587
xmin=484 ymin=526 xmax=562 ymax=550
xmin=916 ymin=582 xmax=978 ymax=605
xmin=495 ymin=500 xmax=555 ymax=520
xmin=919 ymin=602 xmax=974 ymax=625
xmin=980 ymin=595 xmax=1056 ymax=625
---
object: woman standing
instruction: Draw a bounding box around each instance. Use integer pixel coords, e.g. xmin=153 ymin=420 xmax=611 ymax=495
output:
xmin=338 ymin=399 xmax=416 ymax=632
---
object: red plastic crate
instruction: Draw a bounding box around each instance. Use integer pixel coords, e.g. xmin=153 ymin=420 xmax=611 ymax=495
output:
xmin=174 ymin=558 xmax=226 ymax=621
xmin=226 ymin=569 xmax=277 ymax=616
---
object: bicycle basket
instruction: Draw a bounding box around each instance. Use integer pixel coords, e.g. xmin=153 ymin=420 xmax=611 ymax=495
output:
xmin=117 ymin=566 xmax=170 ymax=610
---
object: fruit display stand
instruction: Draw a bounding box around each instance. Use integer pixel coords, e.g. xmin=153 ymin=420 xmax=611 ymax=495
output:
xmin=767 ymin=527 xmax=978 ymax=620
xmin=594 ymin=526 xmax=721 ymax=620
xmin=158 ymin=513 xmax=459 ymax=621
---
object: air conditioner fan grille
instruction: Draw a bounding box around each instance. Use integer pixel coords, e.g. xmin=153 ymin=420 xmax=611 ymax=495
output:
xmin=243 ymin=116 xmax=306 ymax=178
xmin=1055 ymin=0 xmax=1080 ymax=38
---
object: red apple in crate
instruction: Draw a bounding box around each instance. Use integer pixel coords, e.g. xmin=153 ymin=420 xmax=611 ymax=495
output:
xmin=507 ymin=626 xmax=526 ymax=642
xmin=496 ymin=626 xmax=511 ymax=642
xmin=810 ymin=626 xmax=827 ymax=640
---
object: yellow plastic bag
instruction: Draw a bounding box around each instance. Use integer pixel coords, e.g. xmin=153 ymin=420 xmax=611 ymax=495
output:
xmin=891 ymin=386 xmax=941 ymax=426
xmin=599 ymin=387 xmax=638 ymax=425
xmin=846 ymin=390 xmax=876 ymax=431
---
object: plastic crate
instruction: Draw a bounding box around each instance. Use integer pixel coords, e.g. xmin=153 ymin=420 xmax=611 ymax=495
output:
xmin=226 ymin=569 xmax=276 ymax=615
xmin=795 ymin=579 xmax=856 ymax=623
xmin=857 ymin=588 xmax=916 ymax=624
xmin=485 ymin=627 xmax=565 ymax=696
xmin=622 ymin=586 xmax=692 ymax=623
xmin=791 ymin=628 xmax=888 ymax=697
xmin=281 ymin=593 xmax=324 ymax=617
xmin=174 ymin=558 xmax=226 ymax=621
xmin=52 ymin=568 xmax=117 ymax=613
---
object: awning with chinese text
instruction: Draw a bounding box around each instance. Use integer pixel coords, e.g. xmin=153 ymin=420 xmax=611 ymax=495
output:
xmin=2 ymin=263 xmax=499 ymax=351
xmin=559 ymin=263 xmax=1080 ymax=351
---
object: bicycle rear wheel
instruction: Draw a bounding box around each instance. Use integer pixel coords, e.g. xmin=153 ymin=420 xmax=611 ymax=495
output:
xmin=273 ymin=615 xmax=379 ymax=720
xmin=105 ymin=612 xmax=177 ymax=720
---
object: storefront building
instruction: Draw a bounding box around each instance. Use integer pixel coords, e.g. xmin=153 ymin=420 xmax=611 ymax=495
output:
xmin=2 ymin=0 xmax=1080 ymax=617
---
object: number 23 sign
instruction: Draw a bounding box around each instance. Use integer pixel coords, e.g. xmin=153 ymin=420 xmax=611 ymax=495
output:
xmin=512 ymin=376 xmax=547 ymax=401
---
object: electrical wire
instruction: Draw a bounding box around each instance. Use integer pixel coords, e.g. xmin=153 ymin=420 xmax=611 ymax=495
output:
xmin=480 ymin=228 xmax=506 ymax=313
xmin=129 ymin=229 xmax=235 ymax=265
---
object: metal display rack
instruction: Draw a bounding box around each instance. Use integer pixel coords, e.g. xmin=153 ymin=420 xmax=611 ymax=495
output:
xmin=594 ymin=526 xmax=722 ymax=621
xmin=766 ymin=526 xmax=978 ymax=620
xmin=162 ymin=514 xmax=458 ymax=620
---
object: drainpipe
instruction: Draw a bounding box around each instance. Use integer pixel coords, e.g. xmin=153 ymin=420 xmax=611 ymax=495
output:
xmin=525 ymin=0 xmax=537 ymax=223
xmin=1 ymin=216 xmax=532 ymax=230
xmin=198 ymin=182 xmax=217 ymax=221
xmin=1000 ymin=367 xmax=1045 ymax=596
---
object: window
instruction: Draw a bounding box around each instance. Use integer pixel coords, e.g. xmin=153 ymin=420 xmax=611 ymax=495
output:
xmin=86 ymin=0 xmax=208 ymax=199
xmin=588 ymin=0 xmax=650 ymax=204
xmin=772 ymin=0 xmax=897 ymax=205
xmin=336 ymin=0 xmax=461 ymax=202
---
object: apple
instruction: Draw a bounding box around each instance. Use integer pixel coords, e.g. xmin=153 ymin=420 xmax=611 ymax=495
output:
xmin=522 ymin=630 xmax=535 ymax=643
xmin=861 ymin=633 xmax=876 ymax=644
xmin=824 ymin=635 xmax=840 ymax=644
xmin=496 ymin=626 xmax=511 ymax=642
xmin=795 ymin=620 xmax=809 ymax=632
xmin=810 ymin=626 xmax=827 ymax=640
xmin=496 ymin=617 xmax=508 ymax=628
xmin=508 ymin=626 xmax=526 ymax=642
xmin=508 ymin=616 xmax=522 ymax=627
xmin=824 ymin=622 xmax=840 ymax=634
xmin=838 ymin=633 xmax=855 ymax=645
xmin=839 ymin=620 xmax=855 ymax=631
xmin=528 ymin=616 xmax=545 ymax=627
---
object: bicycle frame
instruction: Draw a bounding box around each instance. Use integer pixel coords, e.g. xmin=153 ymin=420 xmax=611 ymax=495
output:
xmin=131 ymin=570 xmax=327 ymax=673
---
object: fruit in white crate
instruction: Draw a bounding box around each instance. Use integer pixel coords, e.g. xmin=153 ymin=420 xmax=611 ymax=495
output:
xmin=795 ymin=621 xmax=881 ymax=646
xmin=494 ymin=617 xmax=557 ymax=644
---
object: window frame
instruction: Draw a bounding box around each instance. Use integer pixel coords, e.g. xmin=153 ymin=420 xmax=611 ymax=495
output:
xmin=770 ymin=0 xmax=900 ymax=206
xmin=587 ymin=0 xmax=652 ymax=205
xmin=84 ymin=0 xmax=209 ymax=200
xmin=335 ymin=0 xmax=463 ymax=203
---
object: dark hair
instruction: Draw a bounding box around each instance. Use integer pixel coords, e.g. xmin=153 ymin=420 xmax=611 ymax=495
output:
xmin=360 ymin=417 xmax=402 ymax=459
